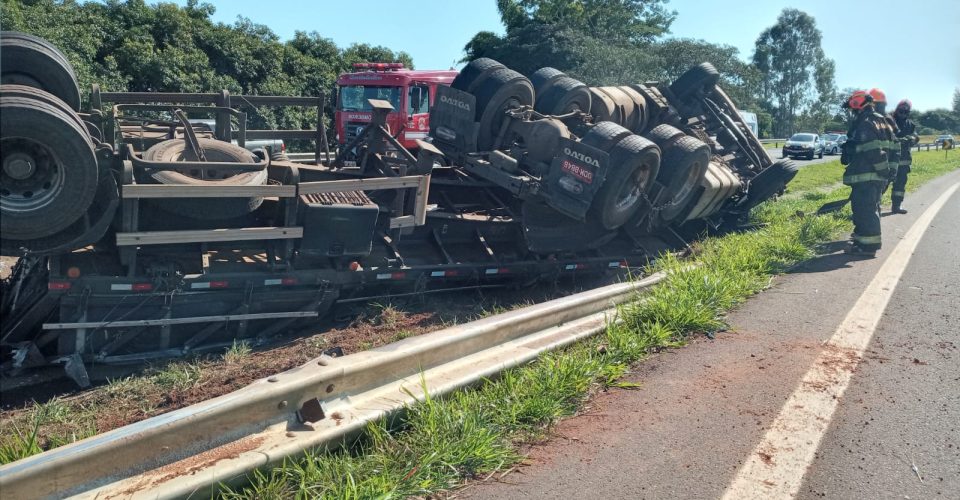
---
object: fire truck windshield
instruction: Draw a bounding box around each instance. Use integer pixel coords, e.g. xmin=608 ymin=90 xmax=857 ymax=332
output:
xmin=338 ymin=85 xmax=402 ymax=112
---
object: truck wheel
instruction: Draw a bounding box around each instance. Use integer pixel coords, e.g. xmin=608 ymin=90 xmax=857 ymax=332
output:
xmin=1 ymin=84 xmax=87 ymax=133
xmin=619 ymin=85 xmax=649 ymax=133
xmin=669 ymin=62 xmax=720 ymax=102
xmin=521 ymin=201 xmax=618 ymax=253
xmin=740 ymin=159 xmax=798 ymax=210
xmin=140 ymin=138 xmax=268 ymax=220
xmin=655 ymin=135 xmax=711 ymax=223
xmin=588 ymin=87 xmax=617 ymax=124
xmin=645 ymin=124 xmax=686 ymax=148
xmin=451 ymin=58 xmax=505 ymax=94
xmin=471 ymin=68 xmax=534 ymax=151
xmin=0 ymin=32 xmax=81 ymax=111
xmin=580 ymin=121 xmax=633 ymax=151
xmin=534 ymin=76 xmax=591 ymax=115
xmin=1 ymin=93 xmax=98 ymax=240
xmin=586 ymin=134 xmax=660 ymax=230
xmin=529 ymin=67 xmax=566 ymax=98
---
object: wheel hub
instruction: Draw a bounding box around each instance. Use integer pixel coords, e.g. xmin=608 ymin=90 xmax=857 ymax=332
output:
xmin=3 ymin=153 xmax=36 ymax=180
xmin=1 ymin=138 xmax=66 ymax=213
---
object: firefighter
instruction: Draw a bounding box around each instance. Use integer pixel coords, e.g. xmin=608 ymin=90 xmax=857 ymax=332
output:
xmin=840 ymin=90 xmax=893 ymax=257
xmin=891 ymin=99 xmax=918 ymax=213
xmin=868 ymin=88 xmax=900 ymax=202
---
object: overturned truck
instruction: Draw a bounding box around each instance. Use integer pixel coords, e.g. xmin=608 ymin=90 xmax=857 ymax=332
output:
xmin=0 ymin=33 xmax=797 ymax=385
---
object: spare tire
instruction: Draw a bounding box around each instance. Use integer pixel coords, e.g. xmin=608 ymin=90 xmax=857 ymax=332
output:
xmin=451 ymin=58 xmax=505 ymax=94
xmin=534 ymin=76 xmax=591 ymax=115
xmin=656 ymin=135 xmax=711 ymax=223
xmin=1 ymin=93 xmax=98 ymax=240
xmin=740 ymin=159 xmax=798 ymax=210
xmin=139 ymin=138 xmax=268 ymax=220
xmin=529 ymin=67 xmax=566 ymax=98
xmin=669 ymin=62 xmax=720 ymax=102
xmin=471 ymin=68 xmax=534 ymax=151
xmin=586 ymin=134 xmax=661 ymax=230
xmin=0 ymin=32 xmax=81 ymax=111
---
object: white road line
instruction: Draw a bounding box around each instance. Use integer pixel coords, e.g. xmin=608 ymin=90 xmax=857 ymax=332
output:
xmin=722 ymin=182 xmax=960 ymax=499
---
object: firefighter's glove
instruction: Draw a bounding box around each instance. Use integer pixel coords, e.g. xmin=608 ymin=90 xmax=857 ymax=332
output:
xmin=840 ymin=141 xmax=855 ymax=166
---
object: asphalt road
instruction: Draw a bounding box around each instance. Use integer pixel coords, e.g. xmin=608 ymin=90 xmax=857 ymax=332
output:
xmin=769 ymin=150 xmax=839 ymax=166
xmin=464 ymin=169 xmax=960 ymax=499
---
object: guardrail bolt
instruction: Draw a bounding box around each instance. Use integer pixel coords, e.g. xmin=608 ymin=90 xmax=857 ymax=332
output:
xmin=278 ymin=400 xmax=288 ymax=409
xmin=326 ymin=384 xmax=335 ymax=393
xmin=268 ymin=376 xmax=279 ymax=382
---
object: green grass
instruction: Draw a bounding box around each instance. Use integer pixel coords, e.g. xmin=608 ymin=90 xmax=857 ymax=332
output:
xmin=226 ymin=152 xmax=960 ymax=499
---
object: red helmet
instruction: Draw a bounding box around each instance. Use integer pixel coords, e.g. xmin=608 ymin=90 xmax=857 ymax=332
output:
xmin=847 ymin=90 xmax=869 ymax=110
xmin=896 ymin=99 xmax=912 ymax=112
xmin=867 ymin=88 xmax=886 ymax=104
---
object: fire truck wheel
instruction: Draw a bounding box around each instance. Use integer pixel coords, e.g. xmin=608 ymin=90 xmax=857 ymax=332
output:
xmin=0 ymin=32 xmax=81 ymax=111
xmin=529 ymin=67 xmax=566 ymax=101
xmin=534 ymin=76 xmax=591 ymax=115
xmin=645 ymin=124 xmax=686 ymax=148
xmin=521 ymin=201 xmax=618 ymax=253
xmin=739 ymin=159 xmax=798 ymax=210
xmin=586 ymin=134 xmax=660 ymax=230
xmin=140 ymin=138 xmax=269 ymax=220
xmin=1 ymin=93 xmax=98 ymax=240
xmin=669 ymin=62 xmax=719 ymax=102
xmin=451 ymin=58 xmax=505 ymax=94
xmin=472 ymin=68 xmax=534 ymax=151
xmin=655 ymin=135 xmax=711 ymax=223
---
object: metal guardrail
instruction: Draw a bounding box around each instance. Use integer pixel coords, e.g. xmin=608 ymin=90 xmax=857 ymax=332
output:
xmin=0 ymin=272 xmax=668 ymax=499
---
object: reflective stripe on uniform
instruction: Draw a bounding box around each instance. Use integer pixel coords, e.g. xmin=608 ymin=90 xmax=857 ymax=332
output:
xmin=853 ymin=234 xmax=882 ymax=245
xmin=899 ymin=159 xmax=912 ymax=166
xmin=855 ymin=140 xmax=885 ymax=153
xmin=892 ymin=191 xmax=905 ymax=197
xmin=873 ymin=160 xmax=891 ymax=172
xmin=843 ymin=172 xmax=885 ymax=184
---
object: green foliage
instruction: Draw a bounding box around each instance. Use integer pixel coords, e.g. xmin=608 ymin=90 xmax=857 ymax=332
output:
xmin=916 ymin=108 xmax=959 ymax=134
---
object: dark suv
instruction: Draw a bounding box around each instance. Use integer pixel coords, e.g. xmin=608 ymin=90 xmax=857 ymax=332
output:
xmin=782 ymin=133 xmax=824 ymax=160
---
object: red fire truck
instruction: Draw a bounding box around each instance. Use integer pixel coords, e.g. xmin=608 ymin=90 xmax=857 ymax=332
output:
xmin=335 ymin=63 xmax=458 ymax=153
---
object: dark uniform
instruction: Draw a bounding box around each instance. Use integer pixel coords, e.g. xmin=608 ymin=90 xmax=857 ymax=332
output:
xmin=841 ymin=103 xmax=894 ymax=254
xmin=892 ymin=113 xmax=918 ymax=212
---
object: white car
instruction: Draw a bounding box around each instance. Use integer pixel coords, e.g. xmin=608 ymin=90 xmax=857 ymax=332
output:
xmin=821 ymin=133 xmax=847 ymax=155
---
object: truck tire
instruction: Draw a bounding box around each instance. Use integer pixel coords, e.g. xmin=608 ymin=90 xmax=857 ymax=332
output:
xmin=471 ymin=68 xmax=534 ymax=151
xmin=586 ymin=134 xmax=660 ymax=230
xmin=740 ymin=159 xmax=798 ymax=210
xmin=140 ymin=138 xmax=268 ymax=220
xmin=1 ymin=94 xmax=98 ymax=240
xmin=1 ymin=84 xmax=87 ymax=134
xmin=521 ymin=201 xmax=618 ymax=253
xmin=669 ymin=63 xmax=719 ymax=102
xmin=656 ymin=135 xmax=711 ymax=223
xmin=534 ymin=76 xmax=591 ymax=115
xmin=529 ymin=67 xmax=566 ymax=98
xmin=618 ymin=85 xmax=649 ymax=133
xmin=645 ymin=124 xmax=686 ymax=148
xmin=580 ymin=121 xmax=633 ymax=152
xmin=588 ymin=87 xmax=618 ymax=124
xmin=0 ymin=32 xmax=81 ymax=111
xmin=451 ymin=58 xmax=505 ymax=94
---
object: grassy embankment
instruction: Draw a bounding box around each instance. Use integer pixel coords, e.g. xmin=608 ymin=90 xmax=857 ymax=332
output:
xmin=1 ymin=151 xmax=955 ymax=494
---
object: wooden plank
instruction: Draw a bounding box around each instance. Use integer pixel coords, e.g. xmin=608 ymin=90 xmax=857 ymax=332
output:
xmin=389 ymin=215 xmax=416 ymax=229
xmin=42 ymin=311 xmax=319 ymax=330
xmin=123 ymin=184 xmax=296 ymax=199
xmin=414 ymin=174 xmax=431 ymax=225
xmin=298 ymin=175 xmax=423 ymax=195
xmin=116 ymin=227 xmax=303 ymax=246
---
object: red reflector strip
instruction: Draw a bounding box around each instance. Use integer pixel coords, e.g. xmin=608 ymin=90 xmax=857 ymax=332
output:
xmin=210 ymin=281 xmax=228 ymax=288
xmin=430 ymin=270 xmax=460 ymax=277
xmin=48 ymin=281 xmax=72 ymax=290
xmin=485 ymin=268 xmax=509 ymax=275
xmin=132 ymin=283 xmax=153 ymax=292
xmin=391 ymin=272 xmax=406 ymax=279
xmin=281 ymin=277 xmax=298 ymax=285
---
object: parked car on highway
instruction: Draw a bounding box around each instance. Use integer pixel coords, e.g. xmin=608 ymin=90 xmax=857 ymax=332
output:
xmin=782 ymin=133 xmax=824 ymax=160
xmin=821 ymin=133 xmax=846 ymax=155
xmin=934 ymin=134 xmax=955 ymax=147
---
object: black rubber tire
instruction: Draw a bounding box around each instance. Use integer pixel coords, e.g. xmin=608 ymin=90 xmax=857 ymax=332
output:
xmin=140 ymin=138 xmax=268 ymax=220
xmin=586 ymin=134 xmax=661 ymax=230
xmin=521 ymin=201 xmax=618 ymax=253
xmin=645 ymin=124 xmax=686 ymax=148
xmin=656 ymin=135 xmax=711 ymax=223
xmin=471 ymin=68 xmax=534 ymax=151
xmin=1 ymin=84 xmax=87 ymax=133
xmin=0 ymin=32 xmax=81 ymax=111
xmin=534 ymin=76 xmax=591 ymax=115
xmin=588 ymin=87 xmax=617 ymax=124
xmin=1 ymin=94 xmax=98 ymax=240
xmin=740 ymin=159 xmax=798 ymax=210
xmin=580 ymin=121 xmax=633 ymax=152
xmin=594 ymin=87 xmax=638 ymax=130
xmin=451 ymin=58 xmax=505 ymax=94
xmin=529 ymin=67 xmax=566 ymax=98
xmin=618 ymin=85 xmax=649 ymax=133
xmin=818 ymin=149 xmax=823 ymax=159
xmin=669 ymin=62 xmax=720 ymax=101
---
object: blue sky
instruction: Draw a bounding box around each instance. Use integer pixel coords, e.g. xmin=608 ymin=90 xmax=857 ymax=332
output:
xmin=169 ymin=0 xmax=959 ymax=111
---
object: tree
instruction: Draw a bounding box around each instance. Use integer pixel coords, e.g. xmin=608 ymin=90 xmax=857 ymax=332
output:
xmin=916 ymin=109 xmax=959 ymax=134
xmin=752 ymin=9 xmax=837 ymax=136
xmin=494 ymin=0 xmax=675 ymax=44
xmin=952 ymin=88 xmax=960 ymax=116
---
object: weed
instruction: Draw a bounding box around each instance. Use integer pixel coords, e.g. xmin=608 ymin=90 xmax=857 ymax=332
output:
xmin=223 ymin=340 xmax=252 ymax=364
xmin=151 ymin=361 xmax=203 ymax=392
